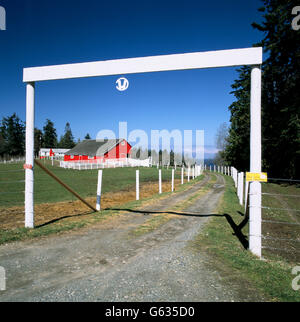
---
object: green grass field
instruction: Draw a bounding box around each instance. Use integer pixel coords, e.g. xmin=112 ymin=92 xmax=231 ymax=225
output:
xmin=0 ymin=161 xmax=182 ymax=208
xmin=0 ymin=168 xmax=204 ymax=245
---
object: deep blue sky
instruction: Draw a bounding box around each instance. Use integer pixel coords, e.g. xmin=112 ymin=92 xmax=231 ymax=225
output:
xmin=0 ymin=0 xmax=264 ymax=157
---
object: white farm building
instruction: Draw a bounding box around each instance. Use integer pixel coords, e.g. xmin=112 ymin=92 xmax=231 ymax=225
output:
xmin=39 ymin=148 xmax=70 ymax=159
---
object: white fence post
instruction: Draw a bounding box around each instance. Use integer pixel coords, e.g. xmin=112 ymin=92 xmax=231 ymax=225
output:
xmin=181 ymin=167 xmax=184 ymax=184
xmin=187 ymin=167 xmax=190 ymax=182
xmin=136 ymin=170 xmax=139 ymax=200
xmin=171 ymin=169 xmax=174 ymax=192
xmin=238 ymin=172 xmax=244 ymax=206
xmin=159 ymin=169 xmax=162 ymax=194
xmin=96 ymin=170 xmax=103 ymax=211
xmin=245 ymin=180 xmax=249 ymax=212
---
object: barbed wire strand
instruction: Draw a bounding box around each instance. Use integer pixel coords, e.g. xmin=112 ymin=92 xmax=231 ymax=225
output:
xmin=261 ymin=193 xmax=300 ymax=198
xmin=262 ymin=246 xmax=300 ymax=254
xmin=0 ymin=180 xmax=25 ymax=184
xmin=261 ymin=206 xmax=300 ymax=212
xmin=261 ymin=235 xmax=300 ymax=243
xmin=265 ymin=178 xmax=300 ymax=183
xmin=0 ymin=191 xmax=24 ymax=195
xmin=262 ymin=219 xmax=300 ymax=226
xmin=248 ymin=205 xmax=300 ymax=212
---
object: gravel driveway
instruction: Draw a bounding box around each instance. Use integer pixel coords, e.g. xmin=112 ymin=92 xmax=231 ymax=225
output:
xmin=0 ymin=173 xmax=256 ymax=302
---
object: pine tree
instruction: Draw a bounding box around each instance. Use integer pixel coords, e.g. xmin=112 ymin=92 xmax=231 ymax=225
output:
xmin=59 ymin=122 xmax=76 ymax=149
xmin=34 ymin=128 xmax=43 ymax=157
xmin=0 ymin=113 xmax=25 ymax=156
xmin=251 ymin=0 xmax=300 ymax=178
xmin=224 ymin=0 xmax=300 ymax=178
xmin=43 ymin=119 xmax=58 ymax=148
xmin=84 ymin=133 xmax=91 ymax=140
xmin=223 ymin=66 xmax=251 ymax=171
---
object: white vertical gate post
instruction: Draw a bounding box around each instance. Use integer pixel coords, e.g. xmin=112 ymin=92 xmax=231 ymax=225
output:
xmin=96 ymin=170 xmax=103 ymax=211
xmin=249 ymin=67 xmax=262 ymax=258
xmin=245 ymin=181 xmax=249 ymax=212
xmin=159 ymin=169 xmax=162 ymax=194
xmin=25 ymin=82 xmax=35 ymax=228
xmin=171 ymin=169 xmax=174 ymax=192
xmin=136 ymin=170 xmax=139 ymax=200
xmin=237 ymin=172 xmax=241 ymax=200
xmin=187 ymin=167 xmax=190 ymax=182
xmin=238 ymin=172 xmax=244 ymax=206
xmin=181 ymin=167 xmax=184 ymax=184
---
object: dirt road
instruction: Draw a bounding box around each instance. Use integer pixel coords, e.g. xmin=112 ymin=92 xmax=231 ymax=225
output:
xmin=0 ymin=173 xmax=257 ymax=302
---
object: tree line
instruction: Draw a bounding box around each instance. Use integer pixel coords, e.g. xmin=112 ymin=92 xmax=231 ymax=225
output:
xmin=130 ymin=147 xmax=197 ymax=166
xmin=216 ymin=0 xmax=300 ymax=179
xmin=0 ymin=113 xmax=198 ymax=166
xmin=0 ymin=114 xmax=91 ymax=157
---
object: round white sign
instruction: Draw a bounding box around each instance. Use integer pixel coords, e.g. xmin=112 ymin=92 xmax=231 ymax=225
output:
xmin=116 ymin=77 xmax=129 ymax=91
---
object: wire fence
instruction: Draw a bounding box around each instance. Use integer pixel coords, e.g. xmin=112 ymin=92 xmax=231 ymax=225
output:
xmin=257 ymin=177 xmax=299 ymax=262
xmin=226 ymin=167 xmax=300 ymax=262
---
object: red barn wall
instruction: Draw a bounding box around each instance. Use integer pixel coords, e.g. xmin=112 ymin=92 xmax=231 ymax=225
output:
xmin=64 ymin=141 xmax=131 ymax=162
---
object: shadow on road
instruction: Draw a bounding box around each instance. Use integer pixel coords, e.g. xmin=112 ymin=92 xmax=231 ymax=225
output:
xmin=35 ymin=211 xmax=93 ymax=228
xmin=109 ymin=208 xmax=249 ymax=250
xmin=36 ymin=205 xmax=249 ymax=251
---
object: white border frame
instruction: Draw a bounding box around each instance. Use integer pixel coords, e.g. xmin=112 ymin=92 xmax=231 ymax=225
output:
xmin=23 ymin=47 xmax=263 ymax=257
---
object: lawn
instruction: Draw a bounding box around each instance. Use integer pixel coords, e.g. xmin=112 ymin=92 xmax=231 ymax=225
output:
xmin=0 ymin=160 xmax=183 ymax=208
xmin=0 ymin=168 xmax=204 ymax=245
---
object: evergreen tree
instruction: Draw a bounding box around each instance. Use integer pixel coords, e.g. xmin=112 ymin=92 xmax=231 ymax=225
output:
xmin=170 ymin=150 xmax=175 ymax=166
xmin=224 ymin=0 xmax=300 ymax=178
xmin=43 ymin=119 xmax=57 ymax=148
xmin=223 ymin=66 xmax=251 ymax=171
xmin=34 ymin=128 xmax=43 ymax=157
xmin=0 ymin=113 xmax=25 ymax=156
xmin=58 ymin=122 xmax=76 ymax=149
xmin=84 ymin=133 xmax=91 ymax=140
xmin=251 ymin=0 xmax=300 ymax=178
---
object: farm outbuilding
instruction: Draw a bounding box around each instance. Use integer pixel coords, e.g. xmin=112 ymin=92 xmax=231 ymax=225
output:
xmin=40 ymin=148 xmax=70 ymax=158
xmin=64 ymin=139 xmax=132 ymax=162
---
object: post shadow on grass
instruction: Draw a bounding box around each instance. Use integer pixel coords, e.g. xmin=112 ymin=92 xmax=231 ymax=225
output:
xmin=109 ymin=208 xmax=249 ymax=250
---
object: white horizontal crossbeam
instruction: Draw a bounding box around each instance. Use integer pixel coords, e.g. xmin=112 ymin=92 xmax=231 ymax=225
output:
xmin=23 ymin=47 xmax=262 ymax=82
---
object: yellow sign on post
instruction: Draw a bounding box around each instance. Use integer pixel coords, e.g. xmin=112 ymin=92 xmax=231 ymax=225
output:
xmin=246 ymin=172 xmax=268 ymax=182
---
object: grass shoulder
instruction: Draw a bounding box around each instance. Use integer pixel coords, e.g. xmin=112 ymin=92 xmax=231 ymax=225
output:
xmin=189 ymin=174 xmax=300 ymax=302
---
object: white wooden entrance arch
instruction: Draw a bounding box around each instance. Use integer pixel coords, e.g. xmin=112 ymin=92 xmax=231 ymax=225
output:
xmin=23 ymin=47 xmax=263 ymax=257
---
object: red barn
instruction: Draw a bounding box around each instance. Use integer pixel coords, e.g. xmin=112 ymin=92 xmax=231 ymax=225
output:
xmin=64 ymin=139 xmax=131 ymax=162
